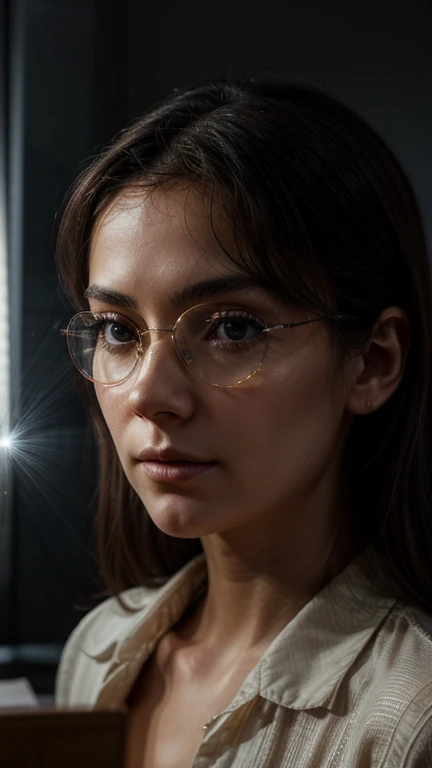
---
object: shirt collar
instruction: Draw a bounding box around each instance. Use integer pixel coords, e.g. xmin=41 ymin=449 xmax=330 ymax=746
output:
xmin=87 ymin=554 xmax=207 ymax=663
xmin=92 ymin=550 xmax=397 ymax=712
xmin=92 ymin=555 xmax=208 ymax=708
xmin=254 ymin=553 xmax=397 ymax=712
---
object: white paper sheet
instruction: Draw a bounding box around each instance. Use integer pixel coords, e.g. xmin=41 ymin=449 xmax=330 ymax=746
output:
xmin=0 ymin=677 xmax=39 ymax=707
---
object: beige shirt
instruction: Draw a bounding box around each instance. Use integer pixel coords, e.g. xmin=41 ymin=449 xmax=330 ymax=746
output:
xmin=55 ymin=553 xmax=432 ymax=766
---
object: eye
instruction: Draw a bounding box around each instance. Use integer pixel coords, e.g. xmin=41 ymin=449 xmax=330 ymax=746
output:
xmin=93 ymin=313 xmax=139 ymax=346
xmin=206 ymin=311 xmax=265 ymax=343
xmin=103 ymin=321 xmax=136 ymax=345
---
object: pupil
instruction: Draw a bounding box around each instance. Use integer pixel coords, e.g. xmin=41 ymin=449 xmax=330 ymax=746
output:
xmin=225 ymin=320 xmax=247 ymax=341
xmin=111 ymin=323 xmax=131 ymax=342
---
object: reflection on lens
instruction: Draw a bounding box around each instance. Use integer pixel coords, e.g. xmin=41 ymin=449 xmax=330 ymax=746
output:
xmin=67 ymin=313 xmax=138 ymax=385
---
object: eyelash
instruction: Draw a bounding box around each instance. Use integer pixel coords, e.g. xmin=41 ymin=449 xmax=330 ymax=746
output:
xmin=204 ymin=310 xmax=266 ymax=351
xmin=93 ymin=312 xmax=138 ymax=354
xmin=91 ymin=307 xmax=269 ymax=355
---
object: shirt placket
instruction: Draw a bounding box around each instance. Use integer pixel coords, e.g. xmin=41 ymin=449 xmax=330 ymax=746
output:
xmin=191 ymin=696 xmax=276 ymax=768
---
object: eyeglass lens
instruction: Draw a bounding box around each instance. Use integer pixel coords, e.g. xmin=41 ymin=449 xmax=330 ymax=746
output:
xmin=66 ymin=304 xmax=269 ymax=386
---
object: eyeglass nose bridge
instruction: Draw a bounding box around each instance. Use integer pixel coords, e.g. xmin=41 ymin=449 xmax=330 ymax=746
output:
xmin=135 ymin=326 xmax=193 ymax=366
xmin=137 ymin=326 xmax=174 ymax=339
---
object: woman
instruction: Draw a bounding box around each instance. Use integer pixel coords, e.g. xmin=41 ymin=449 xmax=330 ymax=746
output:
xmin=55 ymin=76 xmax=432 ymax=767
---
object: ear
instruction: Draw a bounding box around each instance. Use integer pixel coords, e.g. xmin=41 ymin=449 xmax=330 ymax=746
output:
xmin=346 ymin=307 xmax=411 ymax=416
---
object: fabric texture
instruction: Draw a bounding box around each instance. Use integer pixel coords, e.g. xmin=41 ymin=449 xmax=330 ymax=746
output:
xmin=55 ymin=553 xmax=432 ymax=766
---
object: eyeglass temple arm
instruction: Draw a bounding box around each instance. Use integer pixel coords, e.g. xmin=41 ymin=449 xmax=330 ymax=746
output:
xmin=265 ymin=314 xmax=359 ymax=332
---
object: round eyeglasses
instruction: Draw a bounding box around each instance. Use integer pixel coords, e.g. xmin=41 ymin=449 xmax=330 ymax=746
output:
xmin=64 ymin=302 xmax=351 ymax=388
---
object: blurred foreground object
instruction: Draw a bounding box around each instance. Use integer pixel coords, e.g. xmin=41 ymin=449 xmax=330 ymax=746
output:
xmin=0 ymin=708 xmax=126 ymax=767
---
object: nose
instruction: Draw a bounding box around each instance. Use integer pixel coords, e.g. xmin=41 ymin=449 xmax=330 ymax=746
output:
xmin=127 ymin=332 xmax=195 ymax=422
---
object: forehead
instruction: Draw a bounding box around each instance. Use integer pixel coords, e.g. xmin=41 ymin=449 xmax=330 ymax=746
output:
xmin=89 ymin=184 xmax=235 ymax=296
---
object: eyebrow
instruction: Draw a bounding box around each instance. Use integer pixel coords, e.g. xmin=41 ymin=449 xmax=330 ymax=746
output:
xmin=83 ymin=275 xmax=259 ymax=309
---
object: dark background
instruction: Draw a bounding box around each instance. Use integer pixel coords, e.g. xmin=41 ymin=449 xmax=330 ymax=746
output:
xmin=0 ymin=0 xmax=430 ymax=696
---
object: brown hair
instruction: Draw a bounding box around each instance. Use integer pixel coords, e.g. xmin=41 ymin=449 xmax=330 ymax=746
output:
xmin=57 ymin=76 xmax=432 ymax=612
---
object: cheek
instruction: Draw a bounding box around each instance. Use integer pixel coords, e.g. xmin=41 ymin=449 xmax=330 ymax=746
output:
xmin=94 ymin=385 xmax=129 ymax=455
xmin=215 ymin=358 xmax=340 ymax=474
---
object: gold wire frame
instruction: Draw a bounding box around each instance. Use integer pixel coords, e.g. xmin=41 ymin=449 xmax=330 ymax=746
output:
xmin=64 ymin=303 xmax=348 ymax=388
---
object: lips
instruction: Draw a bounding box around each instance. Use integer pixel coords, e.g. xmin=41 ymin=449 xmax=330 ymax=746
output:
xmin=135 ymin=448 xmax=217 ymax=483
xmin=136 ymin=447 xmax=211 ymax=463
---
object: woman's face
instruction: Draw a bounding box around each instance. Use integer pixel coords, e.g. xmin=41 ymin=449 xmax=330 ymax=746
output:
xmin=88 ymin=185 xmax=355 ymax=539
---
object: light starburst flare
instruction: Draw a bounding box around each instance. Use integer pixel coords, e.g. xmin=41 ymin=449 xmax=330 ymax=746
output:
xmin=0 ymin=434 xmax=12 ymax=450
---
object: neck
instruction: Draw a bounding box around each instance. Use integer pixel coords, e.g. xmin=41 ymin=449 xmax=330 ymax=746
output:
xmin=181 ymin=494 xmax=361 ymax=656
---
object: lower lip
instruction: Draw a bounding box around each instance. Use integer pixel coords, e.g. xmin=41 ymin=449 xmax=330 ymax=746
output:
xmin=138 ymin=460 xmax=217 ymax=483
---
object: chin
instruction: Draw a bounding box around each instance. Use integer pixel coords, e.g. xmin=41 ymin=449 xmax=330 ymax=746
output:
xmin=150 ymin=515 xmax=212 ymax=539
xmin=144 ymin=497 xmax=228 ymax=539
